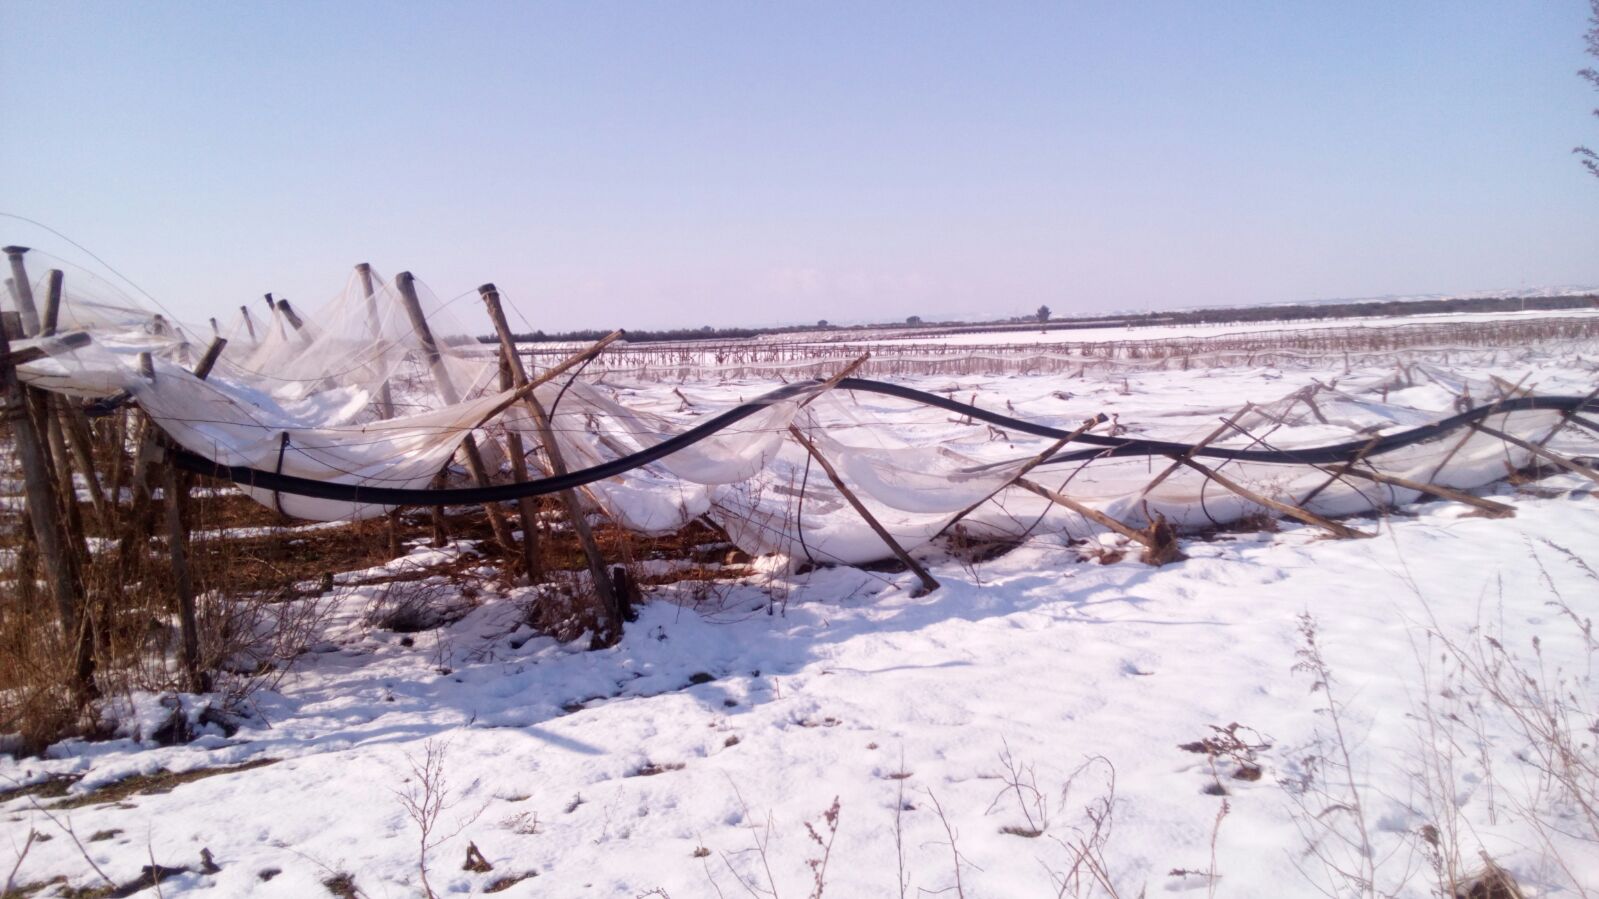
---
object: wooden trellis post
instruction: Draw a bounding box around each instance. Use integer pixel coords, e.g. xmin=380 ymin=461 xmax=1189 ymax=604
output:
xmin=0 ymin=248 xmax=94 ymax=696
xmin=4 ymin=246 xmax=42 ymax=335
xmin=478 ymin=282 xmax=624 ymax=644
xmin=479 ymin=283 xmax=542 ymax=582
xmin=393 ymin=271 xmax=516 ymax=555
xmin=354 ymin=263 xmax=403 ymax=556
xmin=354 ymin=263 xmax=396 ymax=420
xmin=239 ymin=305 xmax=257 ymax=344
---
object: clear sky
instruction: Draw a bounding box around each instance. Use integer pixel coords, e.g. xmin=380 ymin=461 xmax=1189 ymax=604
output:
xmin=3 ymin=2 xmax=1597 ymax=332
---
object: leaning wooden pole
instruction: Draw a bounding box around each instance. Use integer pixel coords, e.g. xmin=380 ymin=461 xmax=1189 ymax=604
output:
xmin=354 ymin=263 xmax=396 ymax=419
xmin=393 ymin=271 xmax=516 ymax=555
xmin=354 ymin=263 xmax=404 ymax=555
xmin=161 ymin=458 xmax=206 ymax=692
xmin=3 ymin=246 xmax=42 ymax=336
xmin=787 ymin=424 xmax=940 ymax=597
xmin=496 ymin=350 xmax=542 ymax=581
xmin=478 ymin=282 xmax=621 ymax=640
xmin=36 ymin=276 xmax=104 ymax=524
xmin=0 ymin=259 xmax=93 ymax=697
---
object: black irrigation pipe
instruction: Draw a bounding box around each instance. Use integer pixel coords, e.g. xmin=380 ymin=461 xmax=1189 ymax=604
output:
xmin=838 ymin=379 xmax=1599 ymax=466
xmin=166 ymin=377 xmax=1599 ymax=507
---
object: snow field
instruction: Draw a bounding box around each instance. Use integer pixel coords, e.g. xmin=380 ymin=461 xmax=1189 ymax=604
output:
xmin=2 ymin=344 xmax=1597 ymax=897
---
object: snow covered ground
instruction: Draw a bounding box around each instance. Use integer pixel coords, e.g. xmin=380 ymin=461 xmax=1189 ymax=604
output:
xmin=3 ymin=340 xmax=1598 ymax=898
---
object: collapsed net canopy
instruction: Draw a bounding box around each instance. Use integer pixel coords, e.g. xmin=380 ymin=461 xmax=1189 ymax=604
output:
xmin=8 ymin=260 xmax=1596 ymax=566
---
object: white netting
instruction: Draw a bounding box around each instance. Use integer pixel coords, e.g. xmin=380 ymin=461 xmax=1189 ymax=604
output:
xmin=7 ymin=259 xmax=1593 ymax=566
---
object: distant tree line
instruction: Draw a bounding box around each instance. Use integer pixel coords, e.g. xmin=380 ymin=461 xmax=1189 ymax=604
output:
xmin=1070 ymin=293 xmax=1598 ymax=330
xmin=491 ymin=293 xmax=1597 ymax=345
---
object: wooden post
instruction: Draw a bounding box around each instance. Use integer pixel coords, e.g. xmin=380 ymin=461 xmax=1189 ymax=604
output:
xmin=40 ymin=269 xmax=63 ymax=336
xmin=0 ymin=286 xmax=93 ymax=696
xmin=162 ymin=456 xmax=207 ymax=692
xmin=149 ymin=336 xmax=235 ymax=692
xmin=393 ymin=271 xmax=516 ymax=554
xmin=354 ymin=263 xmax=395 ymax=419
xmin=266 ymin=293 xmax=287 ymax=340
xmin=478 ymin=281 xmax=622 ymax=642
xmin=354 ymin=263 xmax=402 ymax=555
xmin=33 ymin=273 xmax=87 ymax=554
xmin=3 ymin=246 xmax=41 ymax=335
xmin=787 ymin=424 xmax=940 ymax=596
xmin=239 ymin=305 xmax=257 ymax=344
xmin=193 ymin=337 xmax=228 ymax=381
xmin=498 ymin=346 xmax=541 ymax=581
xmin=796 ymin=353 xmax=872 ymax=409
xmin=275 ymin=299 xmax=311 ymax=343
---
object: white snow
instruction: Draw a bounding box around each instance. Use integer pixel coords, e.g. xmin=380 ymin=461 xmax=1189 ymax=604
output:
xmin=2 ymin=329 xmax=1597 ymax=898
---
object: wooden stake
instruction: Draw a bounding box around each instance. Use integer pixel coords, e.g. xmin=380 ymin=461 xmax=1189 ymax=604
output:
xmin=61 ymin=401 xmax=109 ymax=523
xmin=0 ymin=330 xmax=90 ymax=368
xmin=787 ymin=424 xmax=940 ymax=597
xmin=1428 ymin=377 xmax=1525 ymax=484
xmin=275 ymin=299 xmax=310 ymax=339
xmin=478 ymin=282 xmax=621 ymax=640
xmin=40 ymin=269 xmax=63 ymax=336
xmin=393 ymin=271 xmax=516 ymax=555
xmin=161 ymin=457 xmax=207 ymax=692
xmin=498 ymin=346 xmax=541 ymax=581
xmin=354 ymin=263 xmax=395 ymax=420
xmin=3 ymin=246 xmax=41 ymax=336
xmin=239 ymin=306 xmax=257 ymax=343
xmin=0 ymin=284 xmax=93 ymax=696
xmin=193 ymin=338 xmax=227 ymax=381
xmin=355 ymin=263 xmax=403 ymax=556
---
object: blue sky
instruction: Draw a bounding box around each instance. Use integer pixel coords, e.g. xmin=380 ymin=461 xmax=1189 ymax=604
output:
xmin=3 ymin=2 xmax=1596 ymax=331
